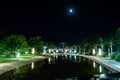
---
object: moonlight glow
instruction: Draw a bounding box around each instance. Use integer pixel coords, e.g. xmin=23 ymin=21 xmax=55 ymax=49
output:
xmin=66 ymin=7 xmax=76 ymax=16
xmin=69 ymin=9 xmax=73 ymax=13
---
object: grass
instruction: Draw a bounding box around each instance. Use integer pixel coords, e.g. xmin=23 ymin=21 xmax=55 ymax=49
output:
xmin=0 ymin=54 xmax=38 ymax=63
xmin=0 ymin=53 xmax=53 ymax=63
xmin=0 ymin=55 xmax=20 ymax=63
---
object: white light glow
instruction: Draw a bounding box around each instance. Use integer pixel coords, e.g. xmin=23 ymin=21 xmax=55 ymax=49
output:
xmin=74 ymin=55 xmax=76 ymax=60
xmin=65 ymin=49 xmax=67 ymax=53
xmin=43 ymin=46 xmax=47 ymax=49
xmin=99 ymin=74 xmax=107 ymax=78
xmin=93 ymin=49 xmax=96 ymax=55
xmin=43 ymin=49 xmax=46 ymax=54
xmin=32 ymin=48 xmax=35 ymax=54
xmin=48 ymin=57 xmax=51 ymax=64
xmin=16 ymin=53 xmax=20 ymax=58
xmin=74 ymin=49 xmax=77 ymax=53
xmin=31 ymin=62 xmax=34 ymax=69
xmin=93 ymin=62 xmax=96 ymax=68
xmin=99 ymin=65 xmax=102 ymax=73
xmin=56 ymin=49 xmax=58 ymax=53
xmin=98 ymin=48 xmax=102 ymax=55
xmin=16 ymin=67 xmax=19 ymax=69
xmin=69 ymin=9 xmax=73 ymax=13
xmin=48 ymin=49 xmax=51 ymax=53
xmin=56 ymin=55 xmax=58 ymax=59
xmin=25 ymin=51 xmax=28 ymax=54
xmin=51 ymin=49 xmax=54 ymax=52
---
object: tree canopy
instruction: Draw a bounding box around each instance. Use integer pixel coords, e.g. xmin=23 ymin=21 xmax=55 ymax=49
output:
xmin=0 ymin=35 xmax=29 ymax=53
xmin=28 ymin=36 xmax=44 ymax=53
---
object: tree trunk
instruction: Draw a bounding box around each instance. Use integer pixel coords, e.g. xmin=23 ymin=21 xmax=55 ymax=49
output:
xmin=108 ymin=48 xmax=110 ymax=57
xmin=101 ymin=43 xmax=104 ymax=53
xmin=110 ymin=42 xmax=113 ymax=53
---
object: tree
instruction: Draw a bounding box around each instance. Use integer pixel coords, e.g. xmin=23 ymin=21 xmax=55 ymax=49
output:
xmin=85 ymin=38 xmax=97 ymax=55
xmin=115 ymin=27 xmax=120 ymax=52
xmin=0 ymin=32 xmax=10 ymax=55
xmin=104 ymin=34 xmax=115 ymax=53
xmin=79 ymin=40 xmax=88 ymax=54
xmin=47 ymin=43 xmax=55 ymax=49
xmin=96 ymin=37 xmax=104 ymax=53
xmin=0 ymin=35 xmax=29 ymax=55
xmin=79 ymin=43 xmax=85 ymax=54
xmin=28 ymin=36 xmax=44 ymax=53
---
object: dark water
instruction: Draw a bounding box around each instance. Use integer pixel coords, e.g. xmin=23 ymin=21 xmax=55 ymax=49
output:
xmin=0 ymin=55 xmax=117 ymax=80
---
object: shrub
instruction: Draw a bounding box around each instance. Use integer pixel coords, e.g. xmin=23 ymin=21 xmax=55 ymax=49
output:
xmin=115 ymin=53 xmax=120 ymax=61
xmin=109 ymin=52 xmax=118 ymax=59
xmin=5 ymin=52 xmax=16 ymax=58
xmin=5 ymin=50 xmax=19 ymax=58
xmin=96 ymin=52 xmax=107 ymax=57
xmin=0 ymin=48 xmax=5 ymax=55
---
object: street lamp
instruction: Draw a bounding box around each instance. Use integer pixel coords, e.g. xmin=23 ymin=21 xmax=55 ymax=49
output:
xmin=93 ymin=49 xmax=96 ymax=55
xmin=32 ymin=48 xmax=35 ymax=54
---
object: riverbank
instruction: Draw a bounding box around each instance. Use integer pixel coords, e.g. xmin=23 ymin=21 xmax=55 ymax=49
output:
xmin=0 ymin=54 xmax=120 ymax=76
xmin=0 ymin=56 xmax=48 ymax=75
xmin=46 ymin=53 xmax=120 ymax=72
xmin=80 ymin=55 xmax=120 ymax=72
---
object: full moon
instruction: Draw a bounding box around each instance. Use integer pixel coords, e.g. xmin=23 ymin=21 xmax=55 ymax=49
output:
xmin=69 ymin=9 xmax=73 ymax=13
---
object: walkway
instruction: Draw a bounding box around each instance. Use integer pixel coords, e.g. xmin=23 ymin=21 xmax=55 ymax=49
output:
xmin=0 ymin=56 xmax=48 ymax=75
xmin=80 ymin=55 xmax=120 ymax=72
xmin=51 ymin=53 xmax=120 ymax=72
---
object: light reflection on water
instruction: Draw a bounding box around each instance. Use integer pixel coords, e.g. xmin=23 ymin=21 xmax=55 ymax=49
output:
xmin=93 ymin=61 xmax=96 ymax=68
xmin=48 ymin=57 xmax=51 ymax=64
xmin=56 ymin=55 xmax=58 ymax=59
xmin=92 ymin=61 xmax=110 ymax=74
xmin=74 ymin=55 xmax=76 ymax=60
xmin=31 ymin=62 xmax=34 ymax=70
xmin=0 ymin=55 xmax=117 ymax=80
xmin=69 ymin=55 xmax=72 ymax=59
xmin=99 ymin=65 xmax=102 ymax=73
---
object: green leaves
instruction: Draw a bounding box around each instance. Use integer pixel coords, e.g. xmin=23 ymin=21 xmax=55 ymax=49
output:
xmin=28 ymin=36 xmax=44 ymax=53
xmin=0 ymin=35 xmax=29 ymax=55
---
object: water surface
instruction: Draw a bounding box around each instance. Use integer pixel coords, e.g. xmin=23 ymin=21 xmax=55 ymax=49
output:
xmin=0 ymin=55 xmax=113 ymax=80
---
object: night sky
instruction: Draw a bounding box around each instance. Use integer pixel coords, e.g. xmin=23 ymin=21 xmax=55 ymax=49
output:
xmin=0 ymin=0 xmax=120 ymax=44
